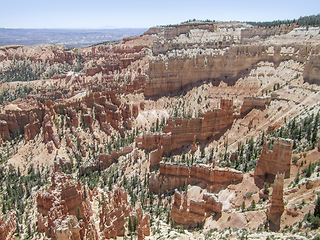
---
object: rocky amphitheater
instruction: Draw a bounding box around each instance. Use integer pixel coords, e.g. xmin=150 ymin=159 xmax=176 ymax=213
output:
xmin=0 ymin=20 xmax=320 ymax=239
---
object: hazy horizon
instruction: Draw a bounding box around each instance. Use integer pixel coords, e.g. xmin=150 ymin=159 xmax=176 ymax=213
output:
xmin=1 ymin=0 xmax=319 ymax=29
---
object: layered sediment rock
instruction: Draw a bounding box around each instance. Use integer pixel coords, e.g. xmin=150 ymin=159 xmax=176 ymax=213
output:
xmin=171 ymin=190 xmax=222 ymax=227
xmin=269 ymin=173 xmax=285 ymax=232
xmin=0 ymin=100 xmax=43 ymax=141
xmin=254 ymin=138 xmax=293 ymax=182
xmin=137 ymin=99 xmax=235 ymax=153
xmin=149 ymin=162 xmax=243 ymax=193
xmin=149 ymin=144 xmax=163 ymax=168
xmin=303 ymin=46 xmax=320 ymax=85
xmin=240 ymin=97 xmax=271 ymax=116
xmin=145 ymin=43 xmax=312 ymax=97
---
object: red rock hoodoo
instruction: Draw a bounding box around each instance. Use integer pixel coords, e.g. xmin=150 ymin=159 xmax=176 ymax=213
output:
xmin=37 ymin=172 xmax=97 ymax=240
xmin=269 ymin=173 xmax=285 ymax=232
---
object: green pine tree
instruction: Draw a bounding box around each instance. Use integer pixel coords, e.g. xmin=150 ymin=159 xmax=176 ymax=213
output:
xmin=315 ymin=196 xmax=320 ymax=218
xmin=251 ymin=200 xmax=256 ymax=210
xmin=241 ymin=201 xmax=246 ymax=212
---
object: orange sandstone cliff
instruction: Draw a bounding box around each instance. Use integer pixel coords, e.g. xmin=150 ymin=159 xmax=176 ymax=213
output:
xmin=254 ymin=138 xmax=293 ymax=182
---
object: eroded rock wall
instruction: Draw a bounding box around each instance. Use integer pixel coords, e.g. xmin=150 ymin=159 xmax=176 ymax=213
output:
xmin=171 ymin=190 xmax=222 ymax=227
xmin=145 ymin=44 xmax=311 ymax=98
xmin=303 ymin=46 xmax=320 ymax=85
xmin=137 ymin=99 xmax=235 ymax=153
xmin=240 ymin=96 xmax=271 ymax=116
xmin=149 ymin=162 xmax=243 ymax=193
xmin=254 ymin=138 xmax=293 ymax=181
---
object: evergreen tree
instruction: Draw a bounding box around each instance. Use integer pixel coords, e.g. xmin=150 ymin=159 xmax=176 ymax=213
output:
xmin=315 ymin=196 xmax=320 ymax=218
xmin=241 ymin=201 xmax=246 ymax=212
xmin=295 ymin=170 xmax=300 ymax=184
xmin=128 ymin=216 xmax=133 ymax=234
xmin=251 ymin=200 xmax=256 ymax=210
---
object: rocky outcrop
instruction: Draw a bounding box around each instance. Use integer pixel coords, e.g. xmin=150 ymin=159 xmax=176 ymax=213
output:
xmin=0 ymin=211 xmax=16 ymax=240
xmin=171 ymin=190 xmax=222 ymax=227
xmin=137 ymin=99 xmax=235 ymax=152
xmin=203 ymin=193 xmax=223 ymax=214
xmin=99 ymin=188 xmax=150 ymax=239
xmin=240 ymin=97 xmax=271 ymax=116
xmin=171 ymin=191 xmax=206 ymax=227
xmin=303 ymin=46 xmax=320 ymax=85
xmin=80 ymin=145 xmax=133 ymax=175
xmin=149 ymin=162 xmax=243 ymax=193
xmin=145 ymin=43 xmax=311 ymax=97
xmin=37 ymin=172 xmax=97 ymax=240
xmin=0 ymin=100 xmax=43 ymax=141
xmin=132 ymin=203 xmax=150 ymax=240
xmin=0 ymin=120 xmax=10 ymax=140
xmin=269 ymin=173 xmax=285 ymax=232
xmin=254 ymin=138 xmax=293 ymax=182
xmin=24 ymin=121 xmax=39 ymax=143
xmin=99 ymin=145 xmax=133 ymax=168
xmin=149 ymin=144 xmax=163 ymax=168
xmin=100 ymin=188 xmax=132 ymax=238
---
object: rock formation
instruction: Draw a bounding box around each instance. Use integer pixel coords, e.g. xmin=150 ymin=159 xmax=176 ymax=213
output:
xmin=0 ymin=100 xmax=43 ymax=141
xmin=149 ymin=143 xmax=163 ymax=168
xmin=171 ymin=191 xmax=206 ymax=227
xmin=149 ymin=162 xmax=243 ymax=193
xmin=303 ymin=46 xmax=320 ymax=85
xmin=269 ymin=173 xmax=285 ymax=232
xmin=99 ymin=188 xmax=150 ymax=239
xmin=254 ymin=138 xmax=293 ymax=182
xmin=240 ymin=96 xmax=271 ymax=116
xmin=100 ymin=188 xmax=131 ymax=238
xmin=170 ymin=190 xmax=222 ymax=227
xmin=37 ymin=172 xmax=97 ymax=239
xmin=137 ymin=99 xmax=235 ymax=153
xmin=0 ymin=211 xmax=16 ymax=240
xmin=133 ymin=203 xmax=150 ymax=240
xmin=145 ymin=43 xmax=312 ymax=98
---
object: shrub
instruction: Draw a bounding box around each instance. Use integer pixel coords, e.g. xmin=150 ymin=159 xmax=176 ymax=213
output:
xmin=292 ymin=156 xmax=299 ymax=165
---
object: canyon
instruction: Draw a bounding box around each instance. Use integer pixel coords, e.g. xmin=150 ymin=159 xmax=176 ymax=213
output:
xmin=0 ymin=20 xmax=319 ymax=240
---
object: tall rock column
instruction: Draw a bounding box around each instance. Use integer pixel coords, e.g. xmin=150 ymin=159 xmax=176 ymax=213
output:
xmin=269 ymin=173 xmax=284 ymax=232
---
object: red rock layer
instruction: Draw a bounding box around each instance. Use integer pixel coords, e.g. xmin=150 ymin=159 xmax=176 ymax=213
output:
xmin=171 ymin=190 xmax=222 ymax=227
xmin=145 ymin=43 xmax=312 ymax=98
xmin=137 ymin=99 xmax=235 ymax=153
xmin=100 ymin=188 xmax=132 ymax=238
xmin=254 ymin=138 xmax=293 ymax=181
xmin=99 ymin=188 xmax=150 ymax=239
xmin=149 ymin=162 xmax=243 ymax=193
xmin=0 ymin=99 xmax=43 ymax=141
